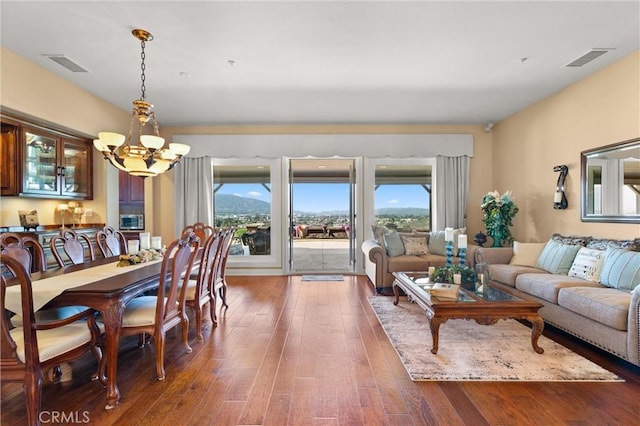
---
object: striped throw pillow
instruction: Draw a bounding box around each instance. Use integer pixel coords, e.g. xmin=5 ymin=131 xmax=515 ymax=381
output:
xmin=535 ymin=239 xmax=581 ymax=275
xmin=599 ymin=247 xmax=640 ymax=290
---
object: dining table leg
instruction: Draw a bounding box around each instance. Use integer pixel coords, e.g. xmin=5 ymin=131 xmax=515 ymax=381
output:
xmin=100 ymin=303 xmax=125 ymax=410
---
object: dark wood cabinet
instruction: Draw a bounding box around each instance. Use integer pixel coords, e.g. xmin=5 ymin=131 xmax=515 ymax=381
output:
xmin=1 ymin=121 xmax=19 ymax=196
xmin=119 ymin=171 xmax=145 ymax=204
xmin=0 ymin=110 xmax=93 ymax=200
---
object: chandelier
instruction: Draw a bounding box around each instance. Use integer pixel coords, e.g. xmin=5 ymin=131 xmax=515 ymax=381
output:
xmin=93 ymin=29 xmax=190 ymax=178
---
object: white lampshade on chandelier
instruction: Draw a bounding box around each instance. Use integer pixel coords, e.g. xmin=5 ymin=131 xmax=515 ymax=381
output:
xmin=93 ymin=29 xmax=189 ymax=178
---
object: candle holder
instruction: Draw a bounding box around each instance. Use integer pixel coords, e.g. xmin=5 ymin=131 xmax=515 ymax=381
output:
xmin=458 ymin=247 xmax=466 ymax=265
xmin=445 ymin=239 xmax=454 ymax=266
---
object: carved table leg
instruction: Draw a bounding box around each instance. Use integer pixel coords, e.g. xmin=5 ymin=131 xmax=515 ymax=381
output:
xmin=428 ymin=316 xmax=443 ymax=354
xmin=529 ymin=315 xmax=545 ymax=354
xmin=101 ymin=304 xmax=125 ymax=409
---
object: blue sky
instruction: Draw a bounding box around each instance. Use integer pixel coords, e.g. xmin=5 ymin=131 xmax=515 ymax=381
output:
xmin=217 ymin=183 xmax=430 ymax=212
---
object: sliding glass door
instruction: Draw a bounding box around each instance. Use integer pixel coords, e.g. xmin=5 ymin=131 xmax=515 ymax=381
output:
xmin=288 ymin=158 xmax=356 ymax=274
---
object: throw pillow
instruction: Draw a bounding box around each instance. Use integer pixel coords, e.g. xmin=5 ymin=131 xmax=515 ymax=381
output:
xmin=371 ymin=225 xmax=389 ymax=245
xmin=400 ymin=235 xmax=429 ymax=256
xmin=599 ymin=247 xmax=640 ymax=290
xmin=551 ymin=233 xmax=591 ymax=246
xmin=428 ymin=228 xmax=466 ymax=256
xmin=509 ymin=242 xmax=547 ymax=267
xmin=568 ymin=247 xmax=606 ymax=282
xmin=586 ymin=237 xmax=640 ymax=252
xmin=535 ymin=239 xmax=581 ymax=275
xmin=383 ymin=231 xmax=405 ymax=257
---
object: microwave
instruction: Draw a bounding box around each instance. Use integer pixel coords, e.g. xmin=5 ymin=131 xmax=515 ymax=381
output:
xmin=119 ymin=214 xmax=144 ymax=230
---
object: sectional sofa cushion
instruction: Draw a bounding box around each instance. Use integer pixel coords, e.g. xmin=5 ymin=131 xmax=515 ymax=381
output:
xmin=599 ymin=247 xmax=640 ymax=290
xmin=557 ymin=286 xmax=629 ymax=331
xmin=509 ymin=241 xmax=547 ymax=267
xmin=536 ymin=240 xmax=581 ymax=274
xmin=383 ymin=231 xmax=405 ymax=257
xmin=488 ymin=264 xmax=546 ymax=288
xmin=568 ymin=247 xmax=606 ymax=282
xmin=515 ymin=273 xmax=601 ymax=304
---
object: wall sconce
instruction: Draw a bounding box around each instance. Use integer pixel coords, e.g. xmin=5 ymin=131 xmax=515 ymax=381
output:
xmin=57 ymin=204 xmax=69 ymax=229
xmin=553 ymin=165 xmax=568 ymax=209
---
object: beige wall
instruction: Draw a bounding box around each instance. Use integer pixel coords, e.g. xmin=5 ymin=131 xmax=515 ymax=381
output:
xmin=492 ymin=50 xmax=640 ymax=242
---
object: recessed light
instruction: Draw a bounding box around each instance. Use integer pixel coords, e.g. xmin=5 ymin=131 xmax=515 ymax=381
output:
xmin=179 ymin=71 xmax=191 ymax=78
xmin=228 ymin=60 xmax=236 ymax=66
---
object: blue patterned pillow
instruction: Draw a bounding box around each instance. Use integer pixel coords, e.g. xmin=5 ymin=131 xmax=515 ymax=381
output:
xmin=535 ymin=240 xmax=581 ymax=274
xmin=599 ymin=247 xmax=640 ymax=290
xmin=383 ymin=231 xmax=405 ymax=257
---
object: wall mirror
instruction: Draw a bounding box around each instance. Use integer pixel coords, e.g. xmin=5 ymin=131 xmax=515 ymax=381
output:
xmin=581 ymin=137 xmax=640 ymax=223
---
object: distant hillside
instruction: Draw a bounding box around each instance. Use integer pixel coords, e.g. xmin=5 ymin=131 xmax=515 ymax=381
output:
xmin=215 ymin=194 xmax=270 ymax=215
xmin=214 ymin=194 xmax=428 ymax=217
xmin=376 ymin=207 xmax=429 ymax=216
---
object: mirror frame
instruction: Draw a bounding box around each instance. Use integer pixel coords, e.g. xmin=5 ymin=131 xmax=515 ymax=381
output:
xmin=581 ymin=137 xmax=640 ymax=223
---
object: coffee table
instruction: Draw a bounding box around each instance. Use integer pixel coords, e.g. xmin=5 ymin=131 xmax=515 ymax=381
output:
xmin=392 ymin=272 xmax=545 ymax=355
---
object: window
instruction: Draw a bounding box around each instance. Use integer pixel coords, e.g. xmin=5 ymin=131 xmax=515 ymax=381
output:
xmin=374 ymin=163 xmax=432 ymax=232
xmin=213 ymin=163 xmax=272 ymax=256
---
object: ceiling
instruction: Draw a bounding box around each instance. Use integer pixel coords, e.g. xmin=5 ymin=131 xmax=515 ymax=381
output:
xmin=1 ymin=1 xmax=638 ymax=127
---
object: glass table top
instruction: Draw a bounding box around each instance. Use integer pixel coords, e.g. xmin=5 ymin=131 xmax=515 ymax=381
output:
xmin=398 ymin=272 xmax=524 ymax=303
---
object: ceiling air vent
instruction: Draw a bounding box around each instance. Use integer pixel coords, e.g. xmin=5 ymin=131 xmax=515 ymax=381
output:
xmin=565 ymin=48 xmax=615 ymax=67
xmin=42 ymin=54 xmax=90 ymax=72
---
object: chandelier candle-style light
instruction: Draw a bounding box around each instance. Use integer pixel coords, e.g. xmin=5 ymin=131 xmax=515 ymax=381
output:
xmin=93 ymin=29 xmax=189 ymax=178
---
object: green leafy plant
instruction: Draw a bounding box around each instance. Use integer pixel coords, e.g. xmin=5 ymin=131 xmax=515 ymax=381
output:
xmin=481 ymin=190 xmax=519 ymax=247
xmin=432 ymin=265 xmax=476 ymax=284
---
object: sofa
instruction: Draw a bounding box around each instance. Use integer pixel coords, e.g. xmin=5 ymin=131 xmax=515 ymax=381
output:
xmin=474 ymin=234 xmax=640 ymax=366
xmin=361 ymin=226 xmax=477 ymax=294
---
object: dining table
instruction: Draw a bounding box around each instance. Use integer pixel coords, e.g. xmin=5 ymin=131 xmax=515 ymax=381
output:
xmin=4 ymin=256 xmax=165 ymax=410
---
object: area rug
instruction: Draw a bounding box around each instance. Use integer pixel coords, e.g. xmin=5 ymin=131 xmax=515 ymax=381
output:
xmin=368 ymin=296 xmax=622 ymax=382
xmin=301 ymin=275 xmax=344 ymax=281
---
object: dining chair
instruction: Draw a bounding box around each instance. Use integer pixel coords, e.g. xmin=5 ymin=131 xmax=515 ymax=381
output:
xmin=181 ymin=222 xmax=214 ymax=247
xmin=0 ymin=233 xmax=46 ymax=275
xmin=210 ymin=227 xmax=235 ymax=323
xmin=118 ymin=231 xmax=200 ymax=380
xmin=0 ymin=254 xmax=103 ymax=426
xmin=184 ymin=229 xmax=223 ymax=341
xmin=96 ymin=225 xmax=128 ymax=258
xmin=49 ymin=229 xmax=95 ymax=267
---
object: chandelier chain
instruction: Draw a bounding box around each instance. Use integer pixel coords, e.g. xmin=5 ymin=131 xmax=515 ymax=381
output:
xmin=140 ymin=40 xmax=147 ymax=100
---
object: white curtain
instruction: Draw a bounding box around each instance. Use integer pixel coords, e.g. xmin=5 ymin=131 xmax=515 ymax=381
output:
xmin=174 ymin=156 xmax=213 ymax=236
xmin=435 ymin=155 xmax=470 ymax=230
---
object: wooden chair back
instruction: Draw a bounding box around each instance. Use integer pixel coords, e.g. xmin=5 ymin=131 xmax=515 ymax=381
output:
xmin=0 ymin=254 xmax=101 ymax=426
xmin=182 ymin=222 xmax=214 ymax=246
xmin=0 ymin=233 xmax=46 ymax=275
xmin=210 ymin=227 xmax=235 ymax=322
xmin=119 ymin=231 xmax=200 ymax=380
xmin=49 ymin=229 xmax=95 ymax=267
xmin=96 ymin=225 xmax=128 ymax=258
xmin=187 ymin=229 xmax=223 ymax=341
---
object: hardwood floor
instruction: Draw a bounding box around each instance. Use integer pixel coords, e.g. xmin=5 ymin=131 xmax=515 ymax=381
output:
xmin=2 ymin=275 xmax=639 ymax=425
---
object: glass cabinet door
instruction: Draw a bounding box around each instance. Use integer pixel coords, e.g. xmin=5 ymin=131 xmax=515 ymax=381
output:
xmin=62 ymin=138 xmax=90 ymax=197
xmin=23 ymin=130 xmax=60 ymax=195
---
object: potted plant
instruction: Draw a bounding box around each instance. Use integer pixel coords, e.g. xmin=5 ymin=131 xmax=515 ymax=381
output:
xmin=431 ymin=264 xmax=476 ymax=284
xmin=481 ymin=190 xmax=519 ymax=247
